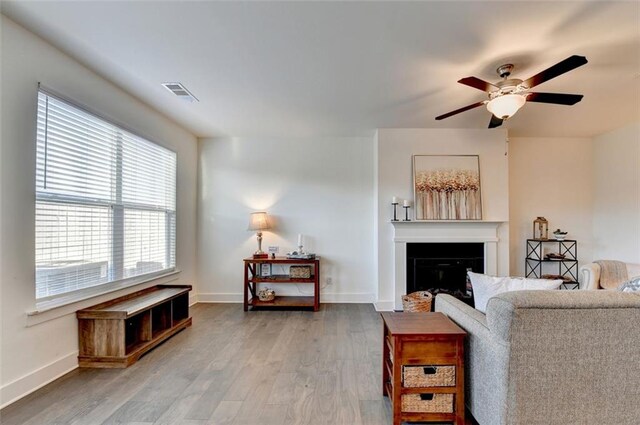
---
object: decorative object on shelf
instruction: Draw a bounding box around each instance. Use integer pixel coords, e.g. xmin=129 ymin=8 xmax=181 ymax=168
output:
xmin=391 ymin=196 xmax=400 ymax=222
xmin=413 ymin=155 xmax=482 ymax=220
xmin=257 ymin=287 xmax=276 ymax=302
xmin=260 ymin=263 xmax=272 ymax=277
xmin=286 ymin=252 xmax=316 ymax=259
xmin=290 ymin=265 xmax=312 ymax=279
xmin=545 ymin=252 xmax=566 ymax=260
xmin=248 ymin=211 xmax=271 ymax=258
xmin=401 ymin=291 xmax=433 ymax=312
xmin=542 ymin=274 xmax=574 ymax=283
xmin=553 ymin=228 xmax=568 ymax=241
xmin=297 ymin=233 xmax=305 ymax=254
xmin=402 ymin=199 xmax=412 ymax=221
xmin=532 ymin=216 xmax=549 ymax=240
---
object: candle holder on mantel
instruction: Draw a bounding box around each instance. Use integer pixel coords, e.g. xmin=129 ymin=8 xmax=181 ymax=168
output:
xmin=391 ymin=201 xmax=399 ymax=222
xmin=403 ymin=201 xmax=412 ymax=221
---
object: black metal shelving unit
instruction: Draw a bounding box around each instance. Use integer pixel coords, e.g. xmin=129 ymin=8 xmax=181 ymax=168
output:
xmin=525 ymin=239 xmax=579 ymax=289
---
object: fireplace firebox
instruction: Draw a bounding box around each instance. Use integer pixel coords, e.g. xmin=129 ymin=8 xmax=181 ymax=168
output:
xmin=406 ymin=243 xmax=484 ymax=306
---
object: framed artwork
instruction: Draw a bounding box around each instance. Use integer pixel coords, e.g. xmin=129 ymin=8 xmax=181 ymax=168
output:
xmin=413 ymin=155 xmax=482 ymax=220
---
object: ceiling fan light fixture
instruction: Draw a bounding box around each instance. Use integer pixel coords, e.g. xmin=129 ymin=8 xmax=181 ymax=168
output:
xmin=486 ymin=94 xmax=526 ymax=119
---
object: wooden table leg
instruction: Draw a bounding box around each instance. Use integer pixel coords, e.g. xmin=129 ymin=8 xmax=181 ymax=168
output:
xmin=243 ymin=262 xmax=249 ymax=311
xmin=455 ymin=339 xmax=466 ymax=424
xmin=314 ymin=260 xmax=320 ymax=311
xmin=392 ymin=338 xmax=402 ymax=425
xmin=382 ymin=323 xmax=389 ymax=396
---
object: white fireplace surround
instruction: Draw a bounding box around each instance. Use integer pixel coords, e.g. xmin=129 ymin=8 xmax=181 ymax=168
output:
xmin=392 ymin=220 xmax=506 ymax=310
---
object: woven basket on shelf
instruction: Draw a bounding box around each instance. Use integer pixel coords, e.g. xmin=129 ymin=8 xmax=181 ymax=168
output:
xmin=401 ymin=291 xmax=433 ymax=312
xmin=289 ymin=265 xmax=312 ymax=279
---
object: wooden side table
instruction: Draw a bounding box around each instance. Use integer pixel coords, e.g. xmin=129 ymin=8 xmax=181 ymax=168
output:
xmin=381 ymin=312 xmax=466 ymax=425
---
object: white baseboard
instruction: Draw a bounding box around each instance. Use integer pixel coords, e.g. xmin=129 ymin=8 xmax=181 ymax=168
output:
xmin=374 ymin=300 xmax=395 ymax=311
xmin=197 ymin=293 xmax=243 ymax=303
xmin=188 ymin=293 xmax=198 ymax=306
xmin=197 ymin=292 xmax=376 ymax=304
xmin=0 ymin=351 xmax=78 ymax=409
xmin=321 ymin=293 xmax=375 ymax=303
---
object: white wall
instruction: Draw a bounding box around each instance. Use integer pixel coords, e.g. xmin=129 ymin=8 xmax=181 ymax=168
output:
xmin=375 ymin=129 xmax=510 ymax=310
xmin=592 ymin=122 xmax=640 ymax=263
xmin=509 ymin=137 xmax=594 ymax=276
xmin=0 ymin=16 xmax=198 ymax=407
xmin=197 ymin=136 xmax=375 ymax=303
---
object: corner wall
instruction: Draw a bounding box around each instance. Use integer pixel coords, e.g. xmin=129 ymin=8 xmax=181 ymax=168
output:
xmin=197 ymin=136 xmax=376 ymax=303
xmin=509 ymin=137 xmax=594 ymax=276
xmin=0 ymin=16 xmax=198 ymax=407
xmin=592 ymin=122 xmax=640 ymax=263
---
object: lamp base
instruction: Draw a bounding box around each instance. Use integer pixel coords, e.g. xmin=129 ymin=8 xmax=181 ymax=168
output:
xmin=253 ymin=253 xmax=268 ymax=259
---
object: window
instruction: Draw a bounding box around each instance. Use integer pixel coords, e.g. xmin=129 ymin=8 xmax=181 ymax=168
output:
xmin=35 ymin=90 xmax=176 ymax=300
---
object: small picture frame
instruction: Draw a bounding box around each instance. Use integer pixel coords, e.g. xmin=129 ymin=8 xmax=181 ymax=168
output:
xmin=261 ymin=263 xmax=271 ymax=277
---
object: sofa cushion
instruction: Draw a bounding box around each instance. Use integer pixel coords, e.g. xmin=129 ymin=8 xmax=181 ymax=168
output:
xmin=619 ymin=276 xmax=640 ymax=292
xmin=468 ymin=271 xmax=562 ymax=313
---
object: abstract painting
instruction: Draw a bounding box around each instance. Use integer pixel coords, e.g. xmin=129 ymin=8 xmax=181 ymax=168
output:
xmin=413 ymin=155 xmax=482 ymax=220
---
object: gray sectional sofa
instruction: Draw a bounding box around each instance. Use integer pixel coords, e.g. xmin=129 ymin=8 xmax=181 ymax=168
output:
xmin=435 ymin=290 xmax=640 ymax=425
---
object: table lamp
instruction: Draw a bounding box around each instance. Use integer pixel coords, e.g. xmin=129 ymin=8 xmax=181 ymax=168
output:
xmin=247 ymin=211 xmax=271 ymax=258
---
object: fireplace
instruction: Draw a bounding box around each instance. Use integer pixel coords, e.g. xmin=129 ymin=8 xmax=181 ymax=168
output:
xmin=406 ymin=243 xmax=484 ymax=306
xmin=390 ymin=220 xmax=506 ymax=311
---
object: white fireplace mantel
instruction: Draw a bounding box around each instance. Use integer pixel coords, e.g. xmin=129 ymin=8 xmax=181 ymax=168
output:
xmin=391 ymin=220 xmax=506 ymax=310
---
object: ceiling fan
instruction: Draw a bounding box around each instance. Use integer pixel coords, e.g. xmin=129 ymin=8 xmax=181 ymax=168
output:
xmin=435 ymin=55 xmax=588 ymax=128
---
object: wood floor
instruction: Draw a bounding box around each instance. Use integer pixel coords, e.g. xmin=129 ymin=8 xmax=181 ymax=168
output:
xmin=1 ymin=303 xmax=399 ymax=425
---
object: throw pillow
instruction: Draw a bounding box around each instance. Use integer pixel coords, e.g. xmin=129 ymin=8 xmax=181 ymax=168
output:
xmin=468 ymin=271 xmax=563 ymax=313
xmin=619 ymin=276 xmax=640 ymax=292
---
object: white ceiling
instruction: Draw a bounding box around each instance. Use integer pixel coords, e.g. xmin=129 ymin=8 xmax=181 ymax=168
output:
xmin=2 ymin=1 xmax=639 ymax=138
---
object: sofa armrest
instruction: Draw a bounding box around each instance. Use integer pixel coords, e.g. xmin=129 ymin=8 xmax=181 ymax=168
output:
xmin=579 ymin=262 xmax=601 ymax=290
xmin=435 ymin=294 xmax=492 ymax=339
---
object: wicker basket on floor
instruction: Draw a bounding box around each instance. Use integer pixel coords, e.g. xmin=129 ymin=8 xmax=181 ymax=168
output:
xmin=402 ymin=291 xmax=433 ymax=312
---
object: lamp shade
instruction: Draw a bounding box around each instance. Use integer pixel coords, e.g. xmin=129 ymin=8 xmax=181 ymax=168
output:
xmin=247 ymin=211 xmax=271 ymax=231
xmin=486 ymin=94 xmax=526 ymax=119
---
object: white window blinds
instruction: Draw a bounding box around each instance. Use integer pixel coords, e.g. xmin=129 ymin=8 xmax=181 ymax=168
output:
xmin=35 ymin=90 xmax=176 ymax=300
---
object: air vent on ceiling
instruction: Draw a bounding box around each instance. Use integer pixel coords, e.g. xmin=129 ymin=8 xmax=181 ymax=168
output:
xmin=161 ymin=82 xmax=199 ymax=102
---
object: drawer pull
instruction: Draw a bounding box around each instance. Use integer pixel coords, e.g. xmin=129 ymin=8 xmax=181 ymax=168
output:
xmin=423 ymin=367 xmax=437 ymax=375
xmin=419 ymin=393 xmax=434 ymax=401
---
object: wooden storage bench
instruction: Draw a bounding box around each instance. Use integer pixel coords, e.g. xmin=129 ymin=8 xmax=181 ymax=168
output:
xmin=77 ymin=284 xmax=192 ymax=368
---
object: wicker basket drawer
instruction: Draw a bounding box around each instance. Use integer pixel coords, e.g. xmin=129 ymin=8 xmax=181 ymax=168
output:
xmin=401 ymin=393 xmax=454 ymax=413
xmin=289 ymin=265 xmax=312 ymax=278
xmin=402 ymin=365 xmax=455 ymax=388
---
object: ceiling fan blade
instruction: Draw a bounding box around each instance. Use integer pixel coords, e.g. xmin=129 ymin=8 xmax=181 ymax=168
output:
xmin=488 ymin=115 xmax=503 ymax=129
xmin=435 ymin=101 xmax=486 ymax=120
xmin=522 ymin=55 xmax=588 ymax=89
xmin=526 ymin=92 xmax=584 ymax=105
xmin=458 ymin=77 xmax=498 ymax=92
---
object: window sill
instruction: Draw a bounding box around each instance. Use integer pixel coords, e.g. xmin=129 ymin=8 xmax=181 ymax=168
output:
xmin=26 ymin=269 xmax=181 ymax=326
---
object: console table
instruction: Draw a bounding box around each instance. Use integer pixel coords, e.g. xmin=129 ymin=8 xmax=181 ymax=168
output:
xmin=243 ymin=257 xmax=320 ymax=311
xmin=382 ymin=312 xmax=466 ymax=425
